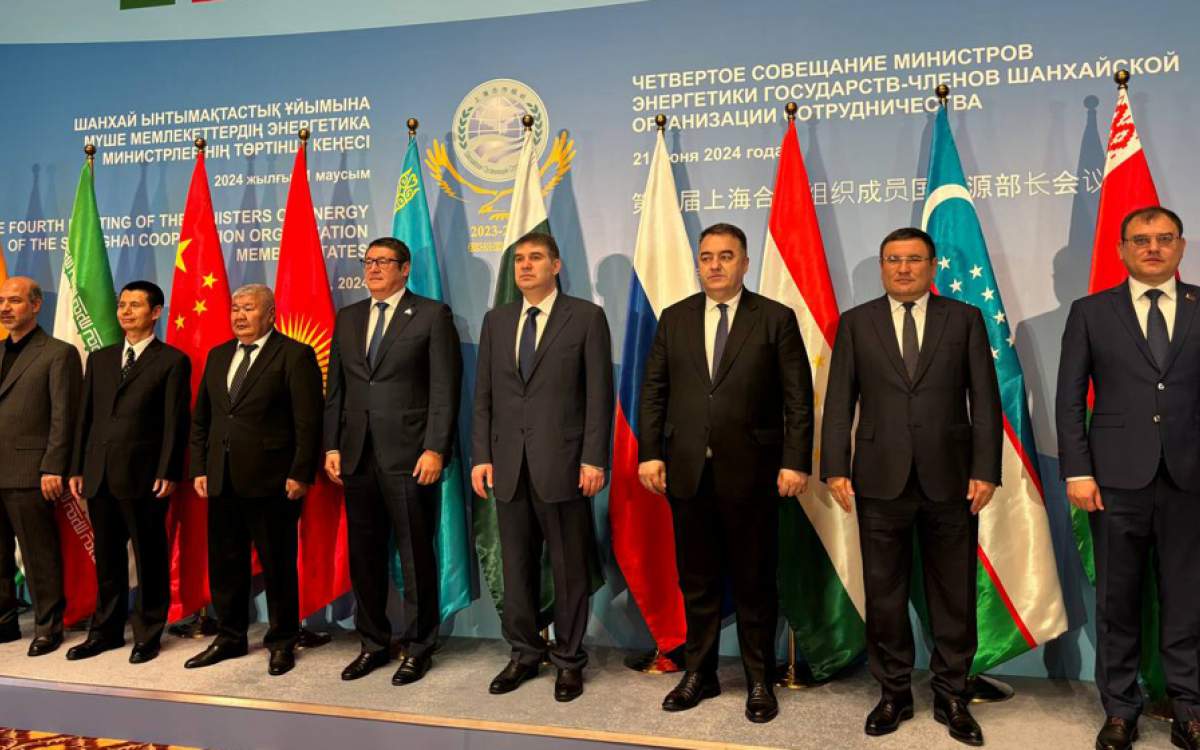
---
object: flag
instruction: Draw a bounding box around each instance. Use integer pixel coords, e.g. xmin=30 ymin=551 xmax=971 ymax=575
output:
xmin=389 ymin=135 xmax=473 ymax=621
xmin=758 ymin=118 xmax=866 ymax=680
xmin=53 ymin=158 xmax=121 ymax=625
xmin=922 ymin=104 xmax=1067 ymax=672
xmin=609 ymin=128 xmax=696 ymax=661
xmin=166 ymin=147 xmax=231 ymax=621
xmin=275 ymin=137 xmax=351 ymax=617
xmin=0 ymin=245 xmax=8 ymax=337
xmin=476 ymin=129 xmax=556 ymax=620
xmin=1080 ymin=79 xmax=1166 ymax=701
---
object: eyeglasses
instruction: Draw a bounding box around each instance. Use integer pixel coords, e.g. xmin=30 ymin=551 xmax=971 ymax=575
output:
xmin=360 ymin=257 xmax=401 ymax=268
xmin=882 ymin=255 xmax=931 ymax=267
xmin=1124 ymin=233 xmax=1180 ymax=249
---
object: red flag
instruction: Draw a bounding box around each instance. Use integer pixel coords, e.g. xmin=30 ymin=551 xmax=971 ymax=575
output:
xmin=166 ymin=147 xmax=232 ymax=621
xmin=275 ymin=136 xmax=350 ymax=616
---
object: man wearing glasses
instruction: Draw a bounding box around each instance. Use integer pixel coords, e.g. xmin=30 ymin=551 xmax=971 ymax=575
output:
xmin=1057 ymin=207 xmax=1200 ymax=750
xmin=822 ymin=227 xmax=1001 ymax=746
xmin=324 ymin=237 xmax=462 ymax=686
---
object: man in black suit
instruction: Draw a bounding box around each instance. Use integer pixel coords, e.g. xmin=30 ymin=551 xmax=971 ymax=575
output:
xmin=67 ymin=281 xmax=190 ymax=664
xmin=822 ymin=227 xmax=1001 ymax=746
xmin=471 ymin=232 xmax=612 ymax=702
xmin=638 ymin=223 xmax=813 ymax=724
xmin=1057 ymin=206 xmax=1200 ymax=750
xmin=0 ymin=276 xmax=82 ymax=656
xmin=324 ymin=237 xmax=462 ymax=685
xmin=186 ymin=283 xmax=323 ymax=676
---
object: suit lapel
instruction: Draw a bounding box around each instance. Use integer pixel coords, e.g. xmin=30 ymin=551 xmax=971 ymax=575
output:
xmin=0 ymin=328 xmax=47 ymax=400
xmin=370 ymin=290 xmax=415 ymax=376
xmin=527 ymin=298 xmax=572 ymax=381
xmin=711 ymin=292 xmax=761 ymax=389
xmin=212 ymin=341 xmax=236 ymax=411
xmin=116 ymin=338 xmax=161 ymax=392
xmin=911 ymin=296 xmax=948 ymax=386
xmin=1107 ymin=284 xmax=1159 ymax=371
xmin=1162 ymin=283 xmax=1200 ymax=374
xmin=231 ymin=333 xmax=283 ymax=408
xmin=867 ymin=297 xmax=910 ymax=386
xmin=686 ymin=295 xmax=712 ymax=388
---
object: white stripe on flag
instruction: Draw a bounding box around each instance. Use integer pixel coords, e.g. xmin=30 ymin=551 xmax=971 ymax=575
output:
xmin=632 ymin=131 xmax=698 ymax=316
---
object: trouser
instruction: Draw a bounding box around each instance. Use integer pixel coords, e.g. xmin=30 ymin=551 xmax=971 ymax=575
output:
xmin=496 ymin=458 xmax=596 ymax=671
xmin=88 ymin=487 xmax=169 ymax=646
xmin=857 ymin=467 xmax=978 ymax=701
xmin=0 ymin=488 xmax=64 ymax=638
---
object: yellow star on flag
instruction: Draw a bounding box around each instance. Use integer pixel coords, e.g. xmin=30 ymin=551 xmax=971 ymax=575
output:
xmin=174 ymin=315 xmax=186 ymax=329
xmin=176 ymin=238 xmax=191 ymax=273
xmin=201 ymin=273 xmax=217 ymax=289
xmin=193 ymin=300 xmax=207 ymax=315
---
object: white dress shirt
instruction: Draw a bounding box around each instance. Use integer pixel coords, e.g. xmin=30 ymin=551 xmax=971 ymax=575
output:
xmin=226 ymin=330 xmax=272 ymax=390
xmin=1128 ymin=276 xmax=1176 ymax=340
xmin=515 ymin=288 xmax=559 ymax=362
xmin=364 ymin=288 xmax=407 ymax=355
xmin=704 ymin=289 xmax=742 ymax=374
xmin=121 ymin=335 xmax=155 ymax=370
xmin=888 ymin=292 xmax=930 ymax=351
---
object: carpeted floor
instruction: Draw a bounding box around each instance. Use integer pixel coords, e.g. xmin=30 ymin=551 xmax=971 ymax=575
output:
xmin=0 ymin=622 xmax=1178 ymax=749
xmin=0 ymin=726 xmax=197 ymax=749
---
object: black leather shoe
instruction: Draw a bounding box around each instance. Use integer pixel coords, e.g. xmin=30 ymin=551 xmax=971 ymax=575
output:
xmin=662 ymin=671 xmax=721 ymax=712
xmin=555 ymin=668 xmax=584 ymax=702
xmin=0 ymin=622 xmax=19 ymax=643
xmin=27 ymin=634 xmax=63 ymax=657
xmin=934 ymin=696 xmax=984 ymax=746
xmin=1172 ymin=718 xmax=1200 ymax=750
xmin=865 ymin=693 xmax=914 ymax=736
xmin=392 ymin=652 xmax=431 ymax=685
xmin=129 ymin=642 xmax=160 ymax=664
xmin=66 ymin=636 xmax=124 ymax=661
xmin=268 ymin=649 xmax=295 ymax=676
xmin=341 ymin=649 xmax=389 ymax=681
xmin=1095 ymin=716 xmax=1137 ymax=750
xmin=184 ymin=640 xmax=248 ymax=669
xmin=296 ymin=628 xmax=332 ymax=649
xmin=489 ymin=660 xmax=540 ymax=694
xmin=745 ymin=682 xmax=779 ymax=723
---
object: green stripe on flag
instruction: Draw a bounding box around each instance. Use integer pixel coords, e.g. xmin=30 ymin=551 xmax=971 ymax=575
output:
xmin=121 ymin=0 xmax=175 ymax=8
xmin=67 ymin=162 xmax=120 ymax=351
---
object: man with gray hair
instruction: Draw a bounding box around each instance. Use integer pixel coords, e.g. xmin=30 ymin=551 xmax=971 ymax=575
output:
xmin=186 ymin=283 xmax=323 ymax=676
xmin=0 ymin=276 xmax=82 ymax=656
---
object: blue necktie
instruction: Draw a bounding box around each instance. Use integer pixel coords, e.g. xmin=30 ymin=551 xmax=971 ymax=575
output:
xmin=367 ymin=301 xmax=389 ymax=368
xmin=519 ymin=307 xmax=540 ymax=381
xmin=1145 ymin=288 xmax=1170 ymax=369
xmin=712 ymin=302 xmax=729 ymax=377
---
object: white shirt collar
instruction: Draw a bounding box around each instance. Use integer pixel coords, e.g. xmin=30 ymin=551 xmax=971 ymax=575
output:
xmin=705 ymin=288 xmax=743 ymax=312
xmin=1128 ymin=276 xmax=1177 ymax=301
xmin=237 ymin=330 xmax=272 ymax=351
xmin=521 ymin=287 xmax=559 ymax=318
xmin=123 ymin=335 xmax=155 ymax=359
xmin=370 ymin=288 xmax=406 ymax=311
xmin=889 ymin=292 xmax=931 ymax=312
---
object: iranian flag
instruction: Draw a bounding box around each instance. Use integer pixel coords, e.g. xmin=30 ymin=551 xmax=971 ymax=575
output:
xmin=275 ymin=135 xmax=351 ymax=617
xmin=922 ymin=104 xmax=1067 ymax=672
xmin=758 ymin=116 xmax=865 ymax=679
xmin=166 ymin=145 xmax=231 ymax=621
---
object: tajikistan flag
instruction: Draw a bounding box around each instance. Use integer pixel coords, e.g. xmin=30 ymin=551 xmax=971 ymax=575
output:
xmin=922 ymin=105 xmax=1067 ymax=672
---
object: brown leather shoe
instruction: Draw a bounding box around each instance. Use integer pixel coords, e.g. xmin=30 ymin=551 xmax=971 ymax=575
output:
xmin=1096 ymin=716 xmax=1137 ymax=750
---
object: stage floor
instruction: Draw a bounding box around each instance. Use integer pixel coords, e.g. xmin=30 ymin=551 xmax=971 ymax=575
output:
xmin=0 ymin=623 xmax=1178 ymax=749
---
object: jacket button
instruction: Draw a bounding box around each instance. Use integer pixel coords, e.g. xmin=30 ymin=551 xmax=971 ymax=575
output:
xmin=1153 ymin=414 xmax=1162 ymax=423
xmin=1158 ymin=382 xmax=1165 ymax=390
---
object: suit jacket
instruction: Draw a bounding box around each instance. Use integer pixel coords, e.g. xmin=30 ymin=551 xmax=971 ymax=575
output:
xmin=71 ymin=339 xmax=191 ymax=500
xmin=190 ymin=332 xmax=323 ymax=498
xmin=472 ymin=294 xmax=614 ymax=503
xmin=0 ymin=327 xmax=83 ymax=489
xmin=324 ymin=291 xmax=462 ymax=475
xmin=638 ymin=290 xmax=813 ymax=500
xmin=1057 ymin=281 xmax=1200 ymax=492
xmin=820 ymin=294 xmax=1002 ymax=502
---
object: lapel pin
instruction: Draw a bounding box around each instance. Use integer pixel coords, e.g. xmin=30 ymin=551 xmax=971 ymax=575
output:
xmin=1186 ymin=291 xmax=1196 ymax=302
xmin=404 ymin=307 xmax=414 ymax=316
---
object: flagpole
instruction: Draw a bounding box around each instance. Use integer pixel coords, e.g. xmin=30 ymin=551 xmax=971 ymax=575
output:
xmin=407 ymin=117 xmax=419 ymax=141
xmin=84 ymin=142 xmax=96 ymax=168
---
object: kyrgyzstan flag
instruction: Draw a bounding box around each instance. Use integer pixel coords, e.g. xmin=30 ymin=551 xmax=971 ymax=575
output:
xmin=166 ymin=144 xmax=232 ymax=621
xmin=275 ymin=134 xmax=351 ymax=616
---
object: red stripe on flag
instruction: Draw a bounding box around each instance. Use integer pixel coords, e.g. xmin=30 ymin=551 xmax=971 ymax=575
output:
xmin=56 ymin=496 xmax=96 ymax=625
xmin=976 ymin=544 xmax=1037 ymax=649
xmin=1002 ymin=416 xmax=1044 ymax=501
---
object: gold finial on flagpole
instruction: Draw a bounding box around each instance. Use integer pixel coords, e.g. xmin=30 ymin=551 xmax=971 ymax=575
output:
xmin=521 ymin=114 xmax=534 ymax=130
xmin=936 ymin=84 xmax=950 ymax=107
xmin=298 ymin=127 xmax=311 ymax=145
xmin=655 ymin=113 xmax=667 ymax=131
xmin=84 ymin=143 xmax=96 ymax=166
xmin=407 ymin=118 xmax=419 ymax=140
xmin=194 ymin=137 xmax=207 ymax=153
xmin=785 ymin=102 xmax=797 ymax=121
xmin=1115 ymin=69 xmax=1130 ymax=89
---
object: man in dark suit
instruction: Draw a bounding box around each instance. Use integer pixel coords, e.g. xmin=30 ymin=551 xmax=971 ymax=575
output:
xmin=0 ymin=276 xmax=82 ymax=656
xmin=470 ymin=232 xmax=613 ymax=702
xmin=822 ymin=227 xmax=1001 ymax=746
xmin=1057 ymin=206 xmax=1200 ymax=750
xmin=324 ymin=237 xmax=462 ymax=685
xmin=67 ymin=281 xmax=190 ymax=664
xmin=186 ymin=283 xmax=323 ymax=676
xmin=638 ymin=223 xmax=813 ymax=724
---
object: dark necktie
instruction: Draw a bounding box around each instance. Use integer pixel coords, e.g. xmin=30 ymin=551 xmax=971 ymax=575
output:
xmin=228 ymin=343 xmax=258 ymax=402
xmin=1145 ymin=288 xmax=1170 ymax=369
xmin=902 ymin=301 xmax=919 ymax=379
xmin=120 ymin=346 xmax=136 ymax=382
xmin=519 ymin=307 xmax=540 ymax=381
xmin=712 ymin=303 xmax=729 ymax=377
xmin=367 ymin=301 xmax=389 ymax=368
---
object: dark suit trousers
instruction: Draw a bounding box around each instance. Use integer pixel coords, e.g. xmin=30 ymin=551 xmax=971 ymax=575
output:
xmin=496 ymin=458 xmax=595 ymax=671
xmin=0 ymin=489 xmax=64 ymax=638
xmin=87 ymin=486 xmax=169 ymax=646
xmin=857 ymin=468 xmax=978 ymax=701
xmin=1092 ymin=463 xmax=1200 ymax=722
xmin=207 ymin=489 xmax=300 ymax=651
xmin=344 ymin=433 xmax=439 ymax=658
xmin=669 ymin=461 xmax=779 ymax=684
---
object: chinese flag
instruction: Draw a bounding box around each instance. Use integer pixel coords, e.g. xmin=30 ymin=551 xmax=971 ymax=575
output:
xmin=275 ymin=137 xmax=350 ymax=616
xmin=166 ymin=147 xmax=232 ymax=621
